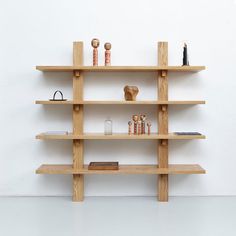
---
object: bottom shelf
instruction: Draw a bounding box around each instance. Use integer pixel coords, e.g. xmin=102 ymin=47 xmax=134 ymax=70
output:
xmin=36 ymin=164 xmax=205 ymax=175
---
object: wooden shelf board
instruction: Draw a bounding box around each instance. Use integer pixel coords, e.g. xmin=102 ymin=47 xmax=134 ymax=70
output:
xmin=36 ymin=100 xmax=205 ymax=105
xmin=36 ymin=100 xmax=74 ymax=105
xmin=36 ymin=66 xmax=205 ymax=72
xmin=36 ymin=133 xmax=206 ymax=140
xmin=36 ymin=164 xmax=205 ymax=175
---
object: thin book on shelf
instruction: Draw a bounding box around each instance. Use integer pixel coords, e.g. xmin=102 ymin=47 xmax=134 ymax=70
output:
xmin=174 ymin=132 xmax=202 ymax=135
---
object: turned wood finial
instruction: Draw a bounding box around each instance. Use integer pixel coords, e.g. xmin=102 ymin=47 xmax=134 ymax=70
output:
xmin=124 ymin=86 xmax=139 ymax=101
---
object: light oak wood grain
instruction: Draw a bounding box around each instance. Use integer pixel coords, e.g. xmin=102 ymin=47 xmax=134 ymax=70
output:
xmin=157 ymin=42 xmax=169 ymax=202
xmin=36 ymin=133 xmax=206 ymax=140
xmin=36 ymin=65 xmax=205 ymax=72
xmin=72 ymin=42 xmax=84 ymax=202
xmin=35 ymin=41 xmax=206 ymax=203
xmin=35 ymin=100 xmax=206 ymax=105
xmin=36 ymin=164 xmax=206 ymax=175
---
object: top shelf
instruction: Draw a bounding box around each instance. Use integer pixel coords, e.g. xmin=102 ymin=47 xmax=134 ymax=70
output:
xmin=36 ymin=66 xmax=206 ymax=72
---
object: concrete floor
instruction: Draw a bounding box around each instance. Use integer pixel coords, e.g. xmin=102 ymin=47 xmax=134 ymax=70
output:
xmin=0 ymin=197 xmax=235 ymax=236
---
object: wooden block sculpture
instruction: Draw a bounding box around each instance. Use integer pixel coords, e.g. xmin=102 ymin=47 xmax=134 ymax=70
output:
xmin=124 ymin=86 xmax=139 ymax=101
xmin=132 ymin=115 xmax=138 ymax=135
xmin=104 ymin=42 xmax=111 ymax=66
xmin=140 ymin=115 xmax=146 ymax=134
xmin=91 ymin=38 xmax=100 ymax=66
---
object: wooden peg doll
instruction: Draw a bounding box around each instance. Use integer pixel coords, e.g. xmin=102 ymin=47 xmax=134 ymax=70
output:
xmin=91 ymin=38 xmax=100 ymax=66
xmin=132 ymin=115 xmax=139 ymax=135
xmin=147 ymin=122 xmax=151 ymax=135
xmin=138 ymin=119 xmax=142 ymax=135
xmin=128 ymin=121 xmax=132 ymax=135
xmin=140 ymin=115 xmax=146 ymax=134
xmin=104 ymin=42 xmax=111 ymax=66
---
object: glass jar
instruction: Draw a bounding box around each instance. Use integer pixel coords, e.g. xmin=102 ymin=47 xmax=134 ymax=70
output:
xmin=104 ymin=118 xmax=112 ymax=135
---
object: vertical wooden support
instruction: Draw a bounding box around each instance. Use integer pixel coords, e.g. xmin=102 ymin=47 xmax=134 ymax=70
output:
xmin=157 ymin=42 xmax=169 ymax=202
xmin=72 ymin=42 xmax=84 ymax=202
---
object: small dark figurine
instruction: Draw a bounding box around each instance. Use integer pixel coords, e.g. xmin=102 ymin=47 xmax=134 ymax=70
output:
xmin=182 ymin=43 xmax=189 ymax=66
xmin=49 ymin=90 xmax=67 ymax=101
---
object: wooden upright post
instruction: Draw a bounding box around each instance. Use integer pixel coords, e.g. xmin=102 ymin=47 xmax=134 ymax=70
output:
xmin=157 ymin=42 xmax=169 ymax=202
xmin=72 ymin=42 xmax=84 ymax=201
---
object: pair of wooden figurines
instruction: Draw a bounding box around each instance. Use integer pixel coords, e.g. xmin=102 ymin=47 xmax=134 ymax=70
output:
xmin=128 ymin=115 xmax=151 ymax=135
xmin=91 ymin=38 xmax=111 ymax=66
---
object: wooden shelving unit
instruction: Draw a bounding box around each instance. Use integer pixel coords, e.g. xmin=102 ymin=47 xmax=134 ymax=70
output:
xmin=35 ymin=41 xmax=206 ymax=202
xmin=36 ymin=100 xmax=205 ymax=105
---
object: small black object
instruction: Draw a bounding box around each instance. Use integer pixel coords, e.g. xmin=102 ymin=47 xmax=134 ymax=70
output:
xmin=174 ymin=132 xmax=201 ymax=135
xmin=182 ymin=43 xmax=189 ymax=66
xmin=49 ymin=90 xmax=67 ymax=101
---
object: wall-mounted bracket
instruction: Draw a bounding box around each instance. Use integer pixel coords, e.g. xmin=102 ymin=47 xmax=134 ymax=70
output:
xmin=74 ymin=70 xmax=80 ymax=77
xmin=161 ymin=105 xmax=167 ymax=112
xmin=161 ymin=70 xmax=167 ymax=78
xmin=160 ymin=139 xmax=168 ymax=146
xmin=74 ymin=104 xmax=80 ymax=112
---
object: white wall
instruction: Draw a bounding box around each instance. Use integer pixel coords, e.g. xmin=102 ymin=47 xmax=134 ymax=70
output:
xmin=0 ymin=0 xmax=236 ymax=196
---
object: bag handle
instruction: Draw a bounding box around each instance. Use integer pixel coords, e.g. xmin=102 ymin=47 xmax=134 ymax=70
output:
xmin=52 ymin=90 xmax=64 ymax=100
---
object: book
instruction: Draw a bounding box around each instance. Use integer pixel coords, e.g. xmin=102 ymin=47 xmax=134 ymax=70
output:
xmin=174 ymin=132 xmax=201 ymax=135
xmin=88 ymin=162 xmax=119 ymax=170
